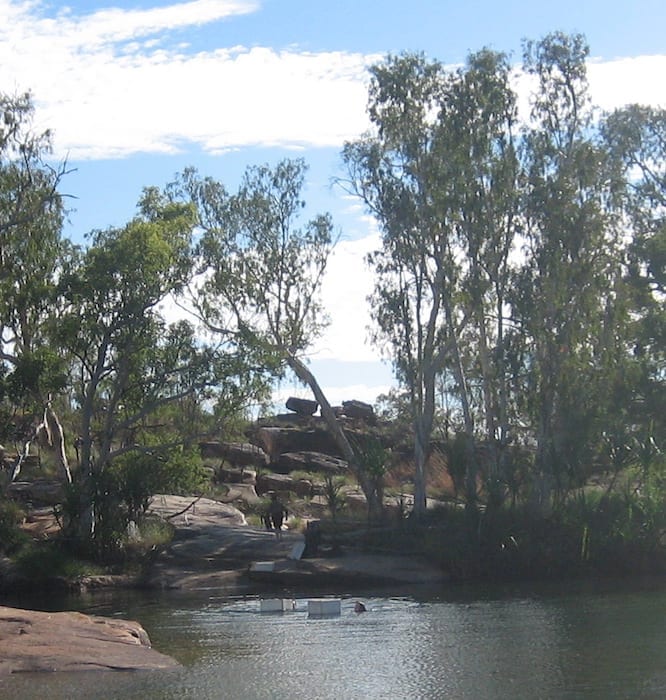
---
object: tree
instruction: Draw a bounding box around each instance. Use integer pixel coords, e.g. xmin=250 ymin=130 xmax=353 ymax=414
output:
xmin=341 ymin=50 xmax=520 ymax=516
xmin=512 ymin=33 xmax=626 ymax=508
xmin=0 ymin=91 xmax=73 ymax=482
xmin=171 ymin=159 xmax=385 ymax=516
xmin=56 ymin=195 xmax=220 ymax=548
xmin=601 ymin=105 xmax=666 ymax=445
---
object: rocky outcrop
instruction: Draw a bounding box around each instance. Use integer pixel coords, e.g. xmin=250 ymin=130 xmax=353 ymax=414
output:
xmin=0 ymin=606 xmax=178 ymax=674
xmin=199 ymin=441 xmax=269 ymax=468
xmin=275 ymin=451 xmax=348 ymax=476
xmin=253 ymin=426 xmax=341 ymax=461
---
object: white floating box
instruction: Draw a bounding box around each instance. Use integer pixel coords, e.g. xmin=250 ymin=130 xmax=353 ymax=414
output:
xmin=249 ymin=561 xmax=275 ymax=573
xmin=307 ymin=598 xmax=341 ymax=616
xmin=260 ymin=598 xmax=296 ymax=613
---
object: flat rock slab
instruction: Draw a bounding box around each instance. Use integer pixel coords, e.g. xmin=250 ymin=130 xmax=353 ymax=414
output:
xmin=249 ymin=553 xmax=448 ymax=587
xmin=0 ymin=606 xmax=178 ymax=674
xmin=148 ymin=494 xmax=247 ymax=527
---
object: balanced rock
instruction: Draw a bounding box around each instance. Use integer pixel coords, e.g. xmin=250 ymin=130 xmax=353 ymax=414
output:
xmin=285 ymin=396 xmax=319 ymax=416
xmin=342 ymin=399 xmax=376 ymax=422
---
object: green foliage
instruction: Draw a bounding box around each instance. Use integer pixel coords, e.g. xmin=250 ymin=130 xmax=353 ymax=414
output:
xmin=4 ymin=347 xmax=68 ymax=407
xmin=322 ymin=475 xmax=346 ymax=521
xmin=105 ymin=447 xmax=207 ymax=524
xmin=0 ymin=499 xmax=28 ymax=554
xmin=13 ymin=542 xmax=103 ymax=581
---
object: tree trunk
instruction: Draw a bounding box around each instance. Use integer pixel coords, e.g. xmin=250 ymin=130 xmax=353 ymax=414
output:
xmin=287 ymin=355 xmax=383 ymax=519
xmin=44 ymin=403 xmax=72 ymax=484
xmin=446 ymin=303 xmax=478 ymax=510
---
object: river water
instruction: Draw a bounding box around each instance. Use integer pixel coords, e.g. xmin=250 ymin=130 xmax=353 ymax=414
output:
xmin=2 ymin=578 xmax=665 ymax=699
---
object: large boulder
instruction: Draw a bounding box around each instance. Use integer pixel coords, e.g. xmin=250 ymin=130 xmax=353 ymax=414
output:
xmin=342 ymin=399 xmax=376 ymax=423
xmin=0 ymin=606 xmax=178 ymax=674
xmin=255 ymin=472 xmax=314 ymax=498
xmin=199 ymin=441 xmax=269 ymax=468
xmin=253 ymin=427 xmax=341 ymax=461
xmin=275 ymin=451 xmax=348 ymax=476
xmin=285 ymin=396 xmax=319 ymax=416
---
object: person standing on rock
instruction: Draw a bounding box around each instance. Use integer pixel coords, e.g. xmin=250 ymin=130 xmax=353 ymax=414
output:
xmin=268 ymin=492 xmax=288 ymax=539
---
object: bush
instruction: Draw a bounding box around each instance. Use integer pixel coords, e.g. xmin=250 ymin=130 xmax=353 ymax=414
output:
xmin=0 ymin=499 xmax=28 ymax=554
xmin=13 ymin=542 xmax=103 ymax=581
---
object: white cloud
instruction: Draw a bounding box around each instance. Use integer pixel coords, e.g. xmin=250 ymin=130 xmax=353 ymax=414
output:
xmin=311 ymin=228 xmax=381 ymax=363
xmin=0 ymin=0 xmax=376 ymax=159
xmin=3 ymin=2 xmax=663 ymax=162
xmin=587 ymin=55 xmax=666 ymax=111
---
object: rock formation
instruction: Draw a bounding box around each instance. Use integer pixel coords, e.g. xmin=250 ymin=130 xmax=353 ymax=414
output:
xmin=0 ymin=606 xmax=178 ymax=674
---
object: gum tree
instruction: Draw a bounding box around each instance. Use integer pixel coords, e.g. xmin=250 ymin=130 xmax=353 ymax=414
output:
xmin=57 ymin=195 xmax=220 ymax=547
xmin=0 ymin=91 xmax=73 ymax=482
xmin=341 ymin=50 xmax=520 ymax=516
xmin=512 ymin=33 xmax=626 ymax=508
xmin=172 ymin=159 xmax=386 ymax=516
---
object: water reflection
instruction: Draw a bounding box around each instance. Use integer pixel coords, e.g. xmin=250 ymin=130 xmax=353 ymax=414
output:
xmin=1 ymin=581 xmax=665 ymax=699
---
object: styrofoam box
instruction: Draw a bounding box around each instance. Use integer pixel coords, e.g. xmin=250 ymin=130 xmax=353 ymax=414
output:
xmin=307 ymin=599 xmax=341 ymax=616
xmin=260 ymin=599 xmax=296 ymax=612
xmin=250 ymin=561 xmax=275 ymax=573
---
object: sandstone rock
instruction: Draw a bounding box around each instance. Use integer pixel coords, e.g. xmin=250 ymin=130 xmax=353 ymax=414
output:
xmin=222 ymin=482 xmax=262 ymax=506
xmin=342 ymin=399 xmax=376 ymax=422
xmin=253 ymin=427 xmax=341 ymax=461
xmin=6 ymin=478 xmax=64 ymax=506
xmin=0 ymin=605 xmax=178 ymax=674
xmin=218 ymin=466 xmax=257 ymax=484
xmin=285 ymin=396 xmax=319 ymax=416
xmin=199 ymin=441 xmax=269 ymax=468
xmin=275 ymin=451 xmax=348 ymax=476
xmin=255 ymin=472 xmax=313 ymax=497
xmin=148 ymin=494 xmax=247 ymax=528
xmin=256 ymin=472 xmax=296 ymax=495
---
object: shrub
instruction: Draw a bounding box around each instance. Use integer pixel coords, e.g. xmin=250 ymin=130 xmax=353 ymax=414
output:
xmin=0 ymin=499 xmax=28 ymax=555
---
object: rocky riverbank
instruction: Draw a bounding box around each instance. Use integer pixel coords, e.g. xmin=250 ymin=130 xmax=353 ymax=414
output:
xmin=143 ymin=494 xmax=448 ymax=592
xmin=0 ymin=605 xmax=178 ymax=675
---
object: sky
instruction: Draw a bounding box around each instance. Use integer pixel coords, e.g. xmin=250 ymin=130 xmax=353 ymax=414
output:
xmin=1 ymin=0 xmax=665 ymax=411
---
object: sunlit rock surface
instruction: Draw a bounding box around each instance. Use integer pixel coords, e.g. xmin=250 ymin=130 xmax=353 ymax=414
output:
xmin=0 ymin=606 xmax=178 ymax=674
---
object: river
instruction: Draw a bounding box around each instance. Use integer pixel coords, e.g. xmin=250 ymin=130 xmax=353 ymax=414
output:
xmin=1 ymin=577 xmax=665 ymax=699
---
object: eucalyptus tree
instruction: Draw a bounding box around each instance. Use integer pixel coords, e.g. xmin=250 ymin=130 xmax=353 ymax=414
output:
xmin=431 ymin=49 xmax=522 ymax=508
xmin=512 ymin=33 xmax=625 ymax=508
xmin=601 ymin=105 xmax=666 ymax=443
xmin=172 ymin=159 xmax=385 ymax=515
xmin=0 ymin=91 xmax=73 ymax=481
xmin=56 ymin=195 xmax=221 ymax=545
xmin=341 ymin=50 xmax=521 ymax=515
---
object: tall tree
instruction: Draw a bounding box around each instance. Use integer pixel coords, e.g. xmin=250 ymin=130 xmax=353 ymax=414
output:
xmin=172 ymin=159 xmax=386 ymax=515
xmin=0 ymin=91 xmax=72 ymax=481
xmin=602 ymin=105 xmax=666 ymax=443
xmin=56 ymin=195 xmax=219 ymax=544
xmin=512 ymin=33 xmax=625 ymax=508
xmin=342 ymin=50 xmax=520 ymax=515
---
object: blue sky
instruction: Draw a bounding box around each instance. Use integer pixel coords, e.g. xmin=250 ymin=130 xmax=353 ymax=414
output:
xmin=1 ymin=0 xmax=665 ymax=409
